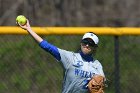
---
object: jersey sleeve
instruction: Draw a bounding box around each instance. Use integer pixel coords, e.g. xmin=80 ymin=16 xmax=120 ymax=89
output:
xmin=39 ymin=40 xmax=61 ymax=61
xmin=57 ymin=48 xmax=73 ymax=69
xmin=95 ymin=60 xmax=105 ymax=77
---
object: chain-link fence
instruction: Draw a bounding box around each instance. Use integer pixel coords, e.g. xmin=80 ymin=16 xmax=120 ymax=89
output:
xmin=0 ymin=34 xmax=139 ymax=93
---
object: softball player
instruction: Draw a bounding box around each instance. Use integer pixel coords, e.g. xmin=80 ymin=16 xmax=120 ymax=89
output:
xmin=18 ymin=20 xmax=105 ymax=93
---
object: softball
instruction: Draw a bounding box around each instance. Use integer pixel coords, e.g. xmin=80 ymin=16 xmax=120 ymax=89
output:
xmin=16 ymin=15 xmax=27 ymax=25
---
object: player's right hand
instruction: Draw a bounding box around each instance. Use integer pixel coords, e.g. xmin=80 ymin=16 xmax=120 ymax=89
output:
xmin=17 ymin=19 xmax=31 ymax=31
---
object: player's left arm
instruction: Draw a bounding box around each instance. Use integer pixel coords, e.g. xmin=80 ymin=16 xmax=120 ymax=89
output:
xmin=95 ymin=61 xmax=106 ymax=80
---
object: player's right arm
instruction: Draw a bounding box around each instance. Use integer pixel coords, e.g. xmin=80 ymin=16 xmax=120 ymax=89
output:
xmin=18 ymin=19 xmax=43 ymax=43
xmin=18 ymin=19 xmax=73 ymax=68
xmin=17 ymin=19 xmax=61 ymax=61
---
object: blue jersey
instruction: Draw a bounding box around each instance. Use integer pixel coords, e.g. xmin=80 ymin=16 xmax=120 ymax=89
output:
xmin=39 ymin=40 xmax=105 ymax=93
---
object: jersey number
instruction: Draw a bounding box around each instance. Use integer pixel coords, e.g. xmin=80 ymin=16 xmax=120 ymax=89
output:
xmin=82 ymin=79 xmax=90 ymax=89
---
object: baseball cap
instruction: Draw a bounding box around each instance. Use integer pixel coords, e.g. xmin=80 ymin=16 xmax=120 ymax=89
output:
xmin=82 ymin=32 xmax=99 ymax=45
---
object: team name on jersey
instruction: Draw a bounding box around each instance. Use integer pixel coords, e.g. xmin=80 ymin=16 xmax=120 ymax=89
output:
xmin=74 ymin=68 xmax=94 ymax=78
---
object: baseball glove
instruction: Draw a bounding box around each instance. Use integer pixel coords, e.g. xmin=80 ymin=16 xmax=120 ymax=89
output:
xmin=88 ymin=75 xmax=105 ymax=93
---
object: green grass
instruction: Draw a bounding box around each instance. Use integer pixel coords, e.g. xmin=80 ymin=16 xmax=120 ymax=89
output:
xmin=0 ymin=35 xmax=139 ymax=93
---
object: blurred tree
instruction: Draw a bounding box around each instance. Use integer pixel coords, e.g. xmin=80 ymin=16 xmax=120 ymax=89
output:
xmin=0 ymin=0 xmax=140 ymax=26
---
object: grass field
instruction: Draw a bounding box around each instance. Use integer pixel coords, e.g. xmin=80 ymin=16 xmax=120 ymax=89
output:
xmin=0 ymin=35 xmax=139 ymax=93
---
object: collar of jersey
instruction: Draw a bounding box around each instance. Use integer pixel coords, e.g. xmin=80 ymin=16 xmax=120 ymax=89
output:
xmin=79 ymin=51 xmax=93 ymax=62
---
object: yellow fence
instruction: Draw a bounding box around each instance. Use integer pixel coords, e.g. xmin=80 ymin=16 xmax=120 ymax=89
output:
xmin=0 ymin=27 xmax=140 ymax=35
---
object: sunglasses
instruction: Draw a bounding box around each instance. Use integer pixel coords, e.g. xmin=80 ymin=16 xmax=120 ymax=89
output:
xmin=81 ymin=39 xmax=98 ymax=47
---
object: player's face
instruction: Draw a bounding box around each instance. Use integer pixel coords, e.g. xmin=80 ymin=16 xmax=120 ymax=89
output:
xmin=80 ymin=39 xmax=97 ymax=55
